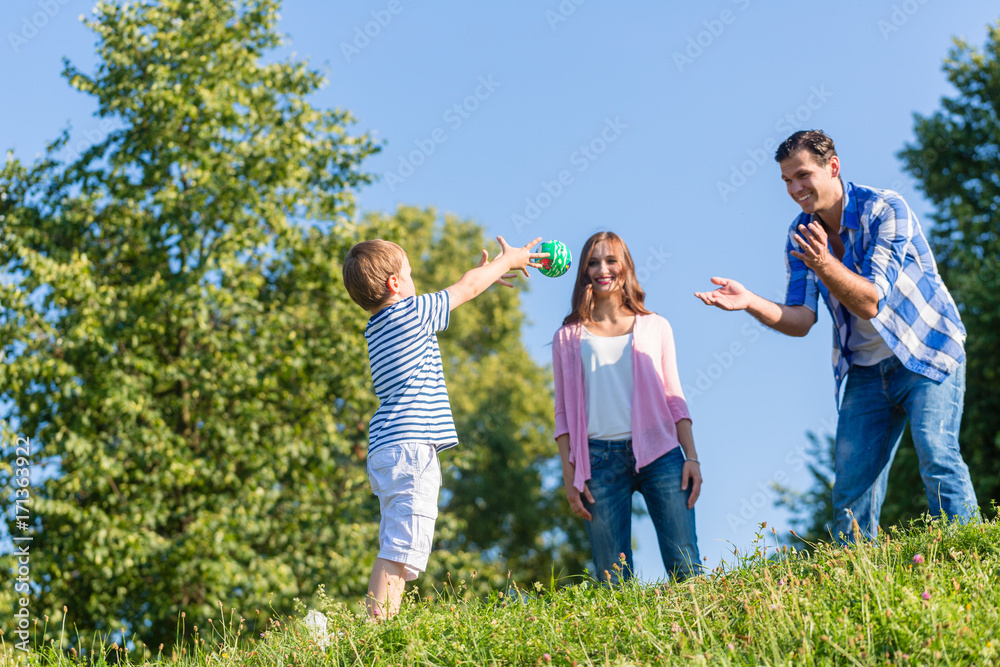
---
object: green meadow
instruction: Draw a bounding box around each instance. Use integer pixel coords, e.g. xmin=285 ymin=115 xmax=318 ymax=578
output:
xmin=5 ymin=516 xmax=998 ymax=667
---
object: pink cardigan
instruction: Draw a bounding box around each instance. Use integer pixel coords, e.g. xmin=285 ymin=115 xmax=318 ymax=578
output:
xmin=552 ymin=313 xmax=692 ymax=492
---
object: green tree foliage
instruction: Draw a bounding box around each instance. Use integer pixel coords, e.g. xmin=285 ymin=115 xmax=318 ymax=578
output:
xmin=892 ymin=21 xmax=1000 ymax=524
xmin=0 ymin=0 xmax=379 ymax=646
xmin=0 ymin=0 xmax=585 ymax=648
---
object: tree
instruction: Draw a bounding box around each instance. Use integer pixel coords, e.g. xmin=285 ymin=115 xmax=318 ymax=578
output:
xmin=0 ymin=0 xmax=586 ymax=650
xmin=0 ymin=0 xmax=379 ymax=648
xmin=894 ymin=20 xmax=1000 ymax=523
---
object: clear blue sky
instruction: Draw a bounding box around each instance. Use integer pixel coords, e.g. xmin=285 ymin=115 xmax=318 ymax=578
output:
xmin=2 ymin=1 xmax=997 ymax=581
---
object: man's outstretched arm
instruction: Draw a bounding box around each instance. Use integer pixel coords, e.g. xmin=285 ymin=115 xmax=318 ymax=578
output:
xmin=694 ymin=277 xmax=816 ymax=337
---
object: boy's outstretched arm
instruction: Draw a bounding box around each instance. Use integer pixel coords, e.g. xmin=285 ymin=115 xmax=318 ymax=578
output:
xmin=446 ymin=236 xmax=547 ymax=311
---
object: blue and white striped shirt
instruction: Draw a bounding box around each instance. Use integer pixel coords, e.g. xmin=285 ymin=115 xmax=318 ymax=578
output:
xmin=784 ymin=180 xmax=966 ymax=396
xmin=365 ymin=291 xmax=458 ymax=455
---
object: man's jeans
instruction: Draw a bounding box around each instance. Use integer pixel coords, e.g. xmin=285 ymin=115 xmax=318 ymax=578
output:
xmin=582 ymin=440 xmax=700 ymax=583
xmin=833 ymin=357 xmax=978 ymax=540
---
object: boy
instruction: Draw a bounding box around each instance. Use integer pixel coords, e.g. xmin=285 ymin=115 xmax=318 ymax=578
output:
xmin=342 ymin=235 xmax=546 ymax=618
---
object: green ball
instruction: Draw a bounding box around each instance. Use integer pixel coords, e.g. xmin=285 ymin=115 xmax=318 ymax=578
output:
xmin=539 ymin=240 xmax=572 ymax=278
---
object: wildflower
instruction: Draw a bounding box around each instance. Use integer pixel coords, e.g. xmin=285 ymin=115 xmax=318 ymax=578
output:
xmin=913 ymin=554 xmax=925 ymax=564
xmin=727 ymin=643 xmax=735 ymax=651
xmin=922 ymin=591 xmax=931 ymax=600
xmin=778 ymin=578 xmax=786 ymax=587
xmin=671 ymin=622 xmax=681 ymax=633
xmin=618 ymin=552 xmax=626 ymax=562
xmin=542 ymin=654 xmax=551 ymax=663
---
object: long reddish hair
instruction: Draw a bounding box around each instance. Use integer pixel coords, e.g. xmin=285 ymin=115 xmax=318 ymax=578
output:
xmin=562 ymin=232 xmax=652 ymax=325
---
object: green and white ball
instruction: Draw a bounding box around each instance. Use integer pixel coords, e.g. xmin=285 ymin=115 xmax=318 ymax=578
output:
xmin=539 ymin=240 xmax=572 ymax=278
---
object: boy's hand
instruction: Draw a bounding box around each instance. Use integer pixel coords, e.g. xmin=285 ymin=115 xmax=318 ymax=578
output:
xmin=445 ymin=236 xmax=550 ymax=311
xmin=497 ymin=236 xmax=548 ymax=277
xmin=478 ymin=249 xmax=518 ymax=288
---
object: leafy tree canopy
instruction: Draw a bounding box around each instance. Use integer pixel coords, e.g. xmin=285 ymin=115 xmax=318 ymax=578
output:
xmin=893 ymin=20 xmax=1000 ymax=524
xmin=0 ymin=0 xmax=585 ymax=649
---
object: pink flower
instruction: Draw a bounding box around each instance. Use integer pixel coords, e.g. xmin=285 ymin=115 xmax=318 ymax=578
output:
xmin=618 ymin=552 xmax=626 ymax=562
xmin=913 ymin=554 xmax=925 ymax=564
xmin=542 ymin=654 xmax=551 ymax=663
xmin=671 ymin=622 xmax=681 ymax=633
xmin=727 ymin=643 xmax=735 ymax=651
xmin=922 ymin=591 xmax=931 ymax=600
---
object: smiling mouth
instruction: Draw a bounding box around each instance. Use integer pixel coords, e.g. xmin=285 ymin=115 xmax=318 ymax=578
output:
xmin=796 ymin=193 xmax=812 ymax=203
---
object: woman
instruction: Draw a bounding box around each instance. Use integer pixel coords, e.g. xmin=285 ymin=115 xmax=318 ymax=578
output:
xmin=552 ymin=232 xmax=702 ymax=583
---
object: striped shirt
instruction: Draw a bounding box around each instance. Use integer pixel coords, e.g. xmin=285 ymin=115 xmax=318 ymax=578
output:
xmin=365 ymin=290 xmax=458 ymax=455
xmin=784 ymin=180 xmax=966 ymax=397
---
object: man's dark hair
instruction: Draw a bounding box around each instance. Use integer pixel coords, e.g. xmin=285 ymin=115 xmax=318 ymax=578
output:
xmin=774 ymin=130 xmax=837 ymax=166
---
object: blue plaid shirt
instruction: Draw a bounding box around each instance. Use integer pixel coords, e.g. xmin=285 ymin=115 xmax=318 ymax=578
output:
xmin=784 ymin=180 xmax=966 ymax=396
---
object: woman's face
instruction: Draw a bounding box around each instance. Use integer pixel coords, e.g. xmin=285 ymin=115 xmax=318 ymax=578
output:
xmin=586 ymin=240 xmax=623 ymax=296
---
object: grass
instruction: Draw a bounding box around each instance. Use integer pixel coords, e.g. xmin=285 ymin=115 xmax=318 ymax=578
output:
xmin=3 ymin=516 xmax=999 ymax=666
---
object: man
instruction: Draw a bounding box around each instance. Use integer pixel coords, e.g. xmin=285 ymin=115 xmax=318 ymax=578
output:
xmin=695 ymin=129 xmax=978 ymax=539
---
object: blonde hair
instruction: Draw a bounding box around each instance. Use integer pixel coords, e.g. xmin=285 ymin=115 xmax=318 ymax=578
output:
xmin=343 ymin=239 xmax=405 ymax=311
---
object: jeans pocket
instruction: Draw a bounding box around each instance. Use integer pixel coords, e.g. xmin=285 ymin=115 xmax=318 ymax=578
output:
xmin=589 ymin=446 xmax=609 ymax=471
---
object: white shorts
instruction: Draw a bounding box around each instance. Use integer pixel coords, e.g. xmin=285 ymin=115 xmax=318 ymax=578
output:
xmin=367 ymin=442 xmax=441 ymax=581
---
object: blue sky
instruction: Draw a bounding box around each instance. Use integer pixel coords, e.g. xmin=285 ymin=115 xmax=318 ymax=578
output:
xmin=2 ymin=1 xmax=997 ymax=581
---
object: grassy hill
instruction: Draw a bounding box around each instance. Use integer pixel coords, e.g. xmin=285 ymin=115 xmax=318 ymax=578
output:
xmin=5 ymin=516 xmax=999 ymax=666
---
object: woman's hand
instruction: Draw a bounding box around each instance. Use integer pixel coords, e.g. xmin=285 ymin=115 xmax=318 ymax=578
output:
xmin=565 ymin=481 xmax=594 ymax=521
xmin=681 ymin=460 xmax=702 ymax=509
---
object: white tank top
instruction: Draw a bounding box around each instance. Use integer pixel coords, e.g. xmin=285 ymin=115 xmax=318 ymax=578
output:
xmin=581 ymin=327 xmax=633 ymax=440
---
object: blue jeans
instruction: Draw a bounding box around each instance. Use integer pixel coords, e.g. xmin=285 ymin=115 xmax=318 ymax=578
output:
xmin=833 ymin=357 xmax=978 ymax=540
xmin=583 ymin=440 xmax=700 ymax=583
